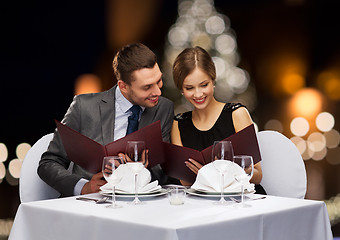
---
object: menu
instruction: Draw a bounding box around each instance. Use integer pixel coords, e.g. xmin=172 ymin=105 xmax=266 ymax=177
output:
xmin=56 ymin=120 xmax=261 ymax=183
xmin=55 ymin=120 xmax=165 ymax=173
xmin=161 ymin=124 xmax=261 ymax=183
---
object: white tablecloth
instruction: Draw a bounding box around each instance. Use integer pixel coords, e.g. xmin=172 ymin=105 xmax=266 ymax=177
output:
xmin=9 ymin=193 xmax=332 ymax=240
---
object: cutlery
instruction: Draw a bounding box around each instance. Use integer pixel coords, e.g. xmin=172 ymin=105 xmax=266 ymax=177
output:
xmin=76 ymin=196 xmax=109 ymax=204
xmin=230 ymin=196 xmax=266 ymax=203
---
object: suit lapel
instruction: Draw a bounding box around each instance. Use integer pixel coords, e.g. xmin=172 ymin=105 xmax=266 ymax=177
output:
xmin=139 ymin=105 xmax=156 ymax=129
xmin=99 ymin=86 xmax=117 ymax=145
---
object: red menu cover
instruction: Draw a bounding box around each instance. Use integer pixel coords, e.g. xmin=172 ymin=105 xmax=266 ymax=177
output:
xmin=55 ymin=120 xmax=165 ymax=173
xmin=161 ymin=124 xmax=261 ymax=183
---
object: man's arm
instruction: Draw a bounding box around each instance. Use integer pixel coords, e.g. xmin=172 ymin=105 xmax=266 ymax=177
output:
xmin=38 ymin=95 xmax=88 ymax=196
xmin=158 ymin=97 xmax=174 ymax=143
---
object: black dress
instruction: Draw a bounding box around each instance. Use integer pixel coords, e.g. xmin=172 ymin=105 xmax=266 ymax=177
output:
xmin=175 ymin=103 xmax=266 ymax=194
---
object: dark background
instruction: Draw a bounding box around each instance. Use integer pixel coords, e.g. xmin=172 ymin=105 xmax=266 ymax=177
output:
xmin=1 ymin=0 xmax=340 ymax=236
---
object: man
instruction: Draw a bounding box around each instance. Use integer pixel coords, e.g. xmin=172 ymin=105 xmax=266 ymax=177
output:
xmin=38 ymin=43 xmax=174 ymax=197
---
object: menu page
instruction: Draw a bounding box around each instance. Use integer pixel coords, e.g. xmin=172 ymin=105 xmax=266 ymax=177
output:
xmin=161 ymin=124 xmax=261 ymax=183
xmin=56 ymin=120 xmax=164 ymax=173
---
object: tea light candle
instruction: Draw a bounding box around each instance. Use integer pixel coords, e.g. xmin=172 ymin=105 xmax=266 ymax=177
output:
xmin=170 ymin=196 xmax=184 ymax=205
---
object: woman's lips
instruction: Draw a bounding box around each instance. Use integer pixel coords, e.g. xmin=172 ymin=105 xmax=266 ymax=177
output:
xmin=193 ymin=97 xmax=206 ymax=104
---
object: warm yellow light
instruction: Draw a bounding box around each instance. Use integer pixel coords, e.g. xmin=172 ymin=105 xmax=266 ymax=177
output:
xmin=290 ymin=117 xmax=309 ymax=137
xmin=317 ymin=71 xmax=340 ymax=100
xmin=290 ymin=88 xmax=323 ymax=119
xmin=281 ymin=73 xmax=305 ymax=95
xmin=325 ymin=78 xmax=340 ymax=100
xmin=75 ymin=74 xmax=101 ymax=95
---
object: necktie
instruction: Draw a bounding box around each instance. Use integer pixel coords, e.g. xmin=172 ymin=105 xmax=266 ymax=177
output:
xmin=126 ymin=105 xmax=141 ymax=135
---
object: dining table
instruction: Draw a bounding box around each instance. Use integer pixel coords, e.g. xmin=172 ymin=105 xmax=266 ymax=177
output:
xmin=9 ymin=191 xmax=333 ymax=240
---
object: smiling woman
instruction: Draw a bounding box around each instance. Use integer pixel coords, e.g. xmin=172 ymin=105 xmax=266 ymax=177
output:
xmin=170 ymin=46 xmax=264 ymax=193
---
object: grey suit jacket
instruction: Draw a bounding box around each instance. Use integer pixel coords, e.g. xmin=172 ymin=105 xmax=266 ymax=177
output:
xmin=38 ymin=85 xmax=174 ymax=196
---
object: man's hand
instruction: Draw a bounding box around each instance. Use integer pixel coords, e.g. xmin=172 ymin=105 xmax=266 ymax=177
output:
xmin=81 ymin=172 xmax=106 ymax=195
xmin=119 ymin=150 xmax=149 ymax=168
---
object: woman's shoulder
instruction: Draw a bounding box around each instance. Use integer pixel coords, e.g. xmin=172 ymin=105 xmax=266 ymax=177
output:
xmin=223 ymin=103 xmax=246 ymax=112
xmin=174 ymin=111 xmax=192 ymax=121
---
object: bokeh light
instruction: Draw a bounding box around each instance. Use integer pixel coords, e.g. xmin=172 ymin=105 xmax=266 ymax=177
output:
xmin=74 ymin=74 xmax=101 ymax=95
xmin=310 ymin=147 xmax=327 ymax=161
xmin=307 ymin=132 xmax=326 ymax=152
xmin=281 ymin=73 xmax=305 ymax=95
xmin=289 ymin=88 xmax=323 ymax=119
xmin=290 ymin=117 xmax=309 ymax=136
xmin=205 ymin=15 xmax=225 ymax=34
xmin=191 ymin=32 xmax=212 ymax=50
xmin=8 ymin=159 xmax=22 ymax=179
xmin=5 ymin=169 xmax=18 ymax=186
xmin=0 ymin=143 xmax=8 ymax=162
xmin=168 ymin=26 xmax=189 ymax=47
xmin=316 ymin=112 xmax=335 ymax=132
xmin=324 ymin=129 xmax=340 ymax=149
xmin=317 ymin=71 xmax=340 ymax=100
xmin=0 ymin=162 xmax=6 ymax=180
xmin=264 ymin=119 xmax=283 ymax=132
xmin=290 ymin=136 xmax=307 ymax=155
xmin=212 ymin=56 xmax=226 ymax=79
xmin=215 ymin=34 xmax=236 ymax=55
xmin=16 ymin=143 xmax=31 ymax=160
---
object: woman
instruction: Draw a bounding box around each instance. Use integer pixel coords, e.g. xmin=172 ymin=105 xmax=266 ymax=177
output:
xmin=171 ymin=46 xmax=265 ymax=194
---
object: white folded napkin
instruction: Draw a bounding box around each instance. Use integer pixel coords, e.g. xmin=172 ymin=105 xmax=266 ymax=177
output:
xmin=191 ymin=161 xmax=255 ymax=193
xmin=100 ymin=164 xmax=161 ymax=194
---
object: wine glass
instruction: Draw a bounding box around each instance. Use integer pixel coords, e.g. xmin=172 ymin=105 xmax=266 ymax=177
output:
xmin=102 ymin=156 xmax=124 ymax=209
xmin=125 ymin=141 xmax=147 ymax=205
xmin=211 ymin=141 xmax=234 ymax=205
xmin=233 ymin=155 xmax=254 ymax=208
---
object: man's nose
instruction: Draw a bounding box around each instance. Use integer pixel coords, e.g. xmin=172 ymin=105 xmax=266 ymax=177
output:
xmin=153 ymin=85 xmax=162 ymax=96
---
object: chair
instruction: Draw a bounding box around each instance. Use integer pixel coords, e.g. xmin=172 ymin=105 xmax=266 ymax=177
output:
xmin=19 ymin=133 xmax=60 ymax=203
xmin=258 ymin=130 xmax=307 ymax=199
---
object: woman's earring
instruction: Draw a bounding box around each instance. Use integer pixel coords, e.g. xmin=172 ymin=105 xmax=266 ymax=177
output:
xmin=181 ymin=92 xmax=184 ymax=95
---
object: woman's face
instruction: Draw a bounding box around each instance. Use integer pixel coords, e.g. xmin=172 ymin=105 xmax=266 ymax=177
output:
xmin=182 ymin=67 xmax=214 ymax=110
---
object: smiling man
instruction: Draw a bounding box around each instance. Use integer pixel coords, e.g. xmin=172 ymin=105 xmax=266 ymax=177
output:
xmin=38 ymin=43 xmax=175 ymax=197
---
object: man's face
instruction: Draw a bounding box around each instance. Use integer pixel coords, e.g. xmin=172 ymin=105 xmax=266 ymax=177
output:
xmin=120 ymin=63 xmax=163 ymax=108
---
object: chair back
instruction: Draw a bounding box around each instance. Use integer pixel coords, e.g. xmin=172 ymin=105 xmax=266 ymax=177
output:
xmin=258 ymin=130 xmax=307 ymax=199
xmin=19 ymin=133 xmax=60 ymax=203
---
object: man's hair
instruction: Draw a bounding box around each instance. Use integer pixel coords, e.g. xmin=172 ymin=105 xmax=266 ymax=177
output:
xmin=112 ymin=43 xmax=157 ymax=84
xmin=172 ymin=46 xmax=216 ymax=90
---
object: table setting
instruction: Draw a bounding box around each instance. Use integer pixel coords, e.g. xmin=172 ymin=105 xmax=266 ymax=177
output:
xmin=8 ymin=140 xmax=333 ymax=240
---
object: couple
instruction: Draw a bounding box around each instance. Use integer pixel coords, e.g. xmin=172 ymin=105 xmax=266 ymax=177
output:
xmin=38 ymin=43 xmax=264 ymax=197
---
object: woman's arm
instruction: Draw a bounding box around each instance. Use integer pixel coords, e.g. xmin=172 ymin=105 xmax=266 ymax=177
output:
xmin=232 ymin=107 xmax=262 ymax=184
xmin=171 ymin=120 xmax=196 ymax=185
xmin=171 ymin=120 xmax=183 ymax=146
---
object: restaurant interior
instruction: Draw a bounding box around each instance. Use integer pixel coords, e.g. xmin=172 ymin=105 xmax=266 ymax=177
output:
xmin=1 ymin=0 xmax=340 ymax=238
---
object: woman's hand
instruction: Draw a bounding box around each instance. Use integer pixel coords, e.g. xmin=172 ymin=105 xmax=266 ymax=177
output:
xmin=185 ymin=158 xmax=203 ymax=175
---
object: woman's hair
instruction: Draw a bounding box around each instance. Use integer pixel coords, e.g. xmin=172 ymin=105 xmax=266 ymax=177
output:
xmin=172 ymin=46 xmax=216 ymax=90
xmin=112 ymin=43 xmax=157 ymax=84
